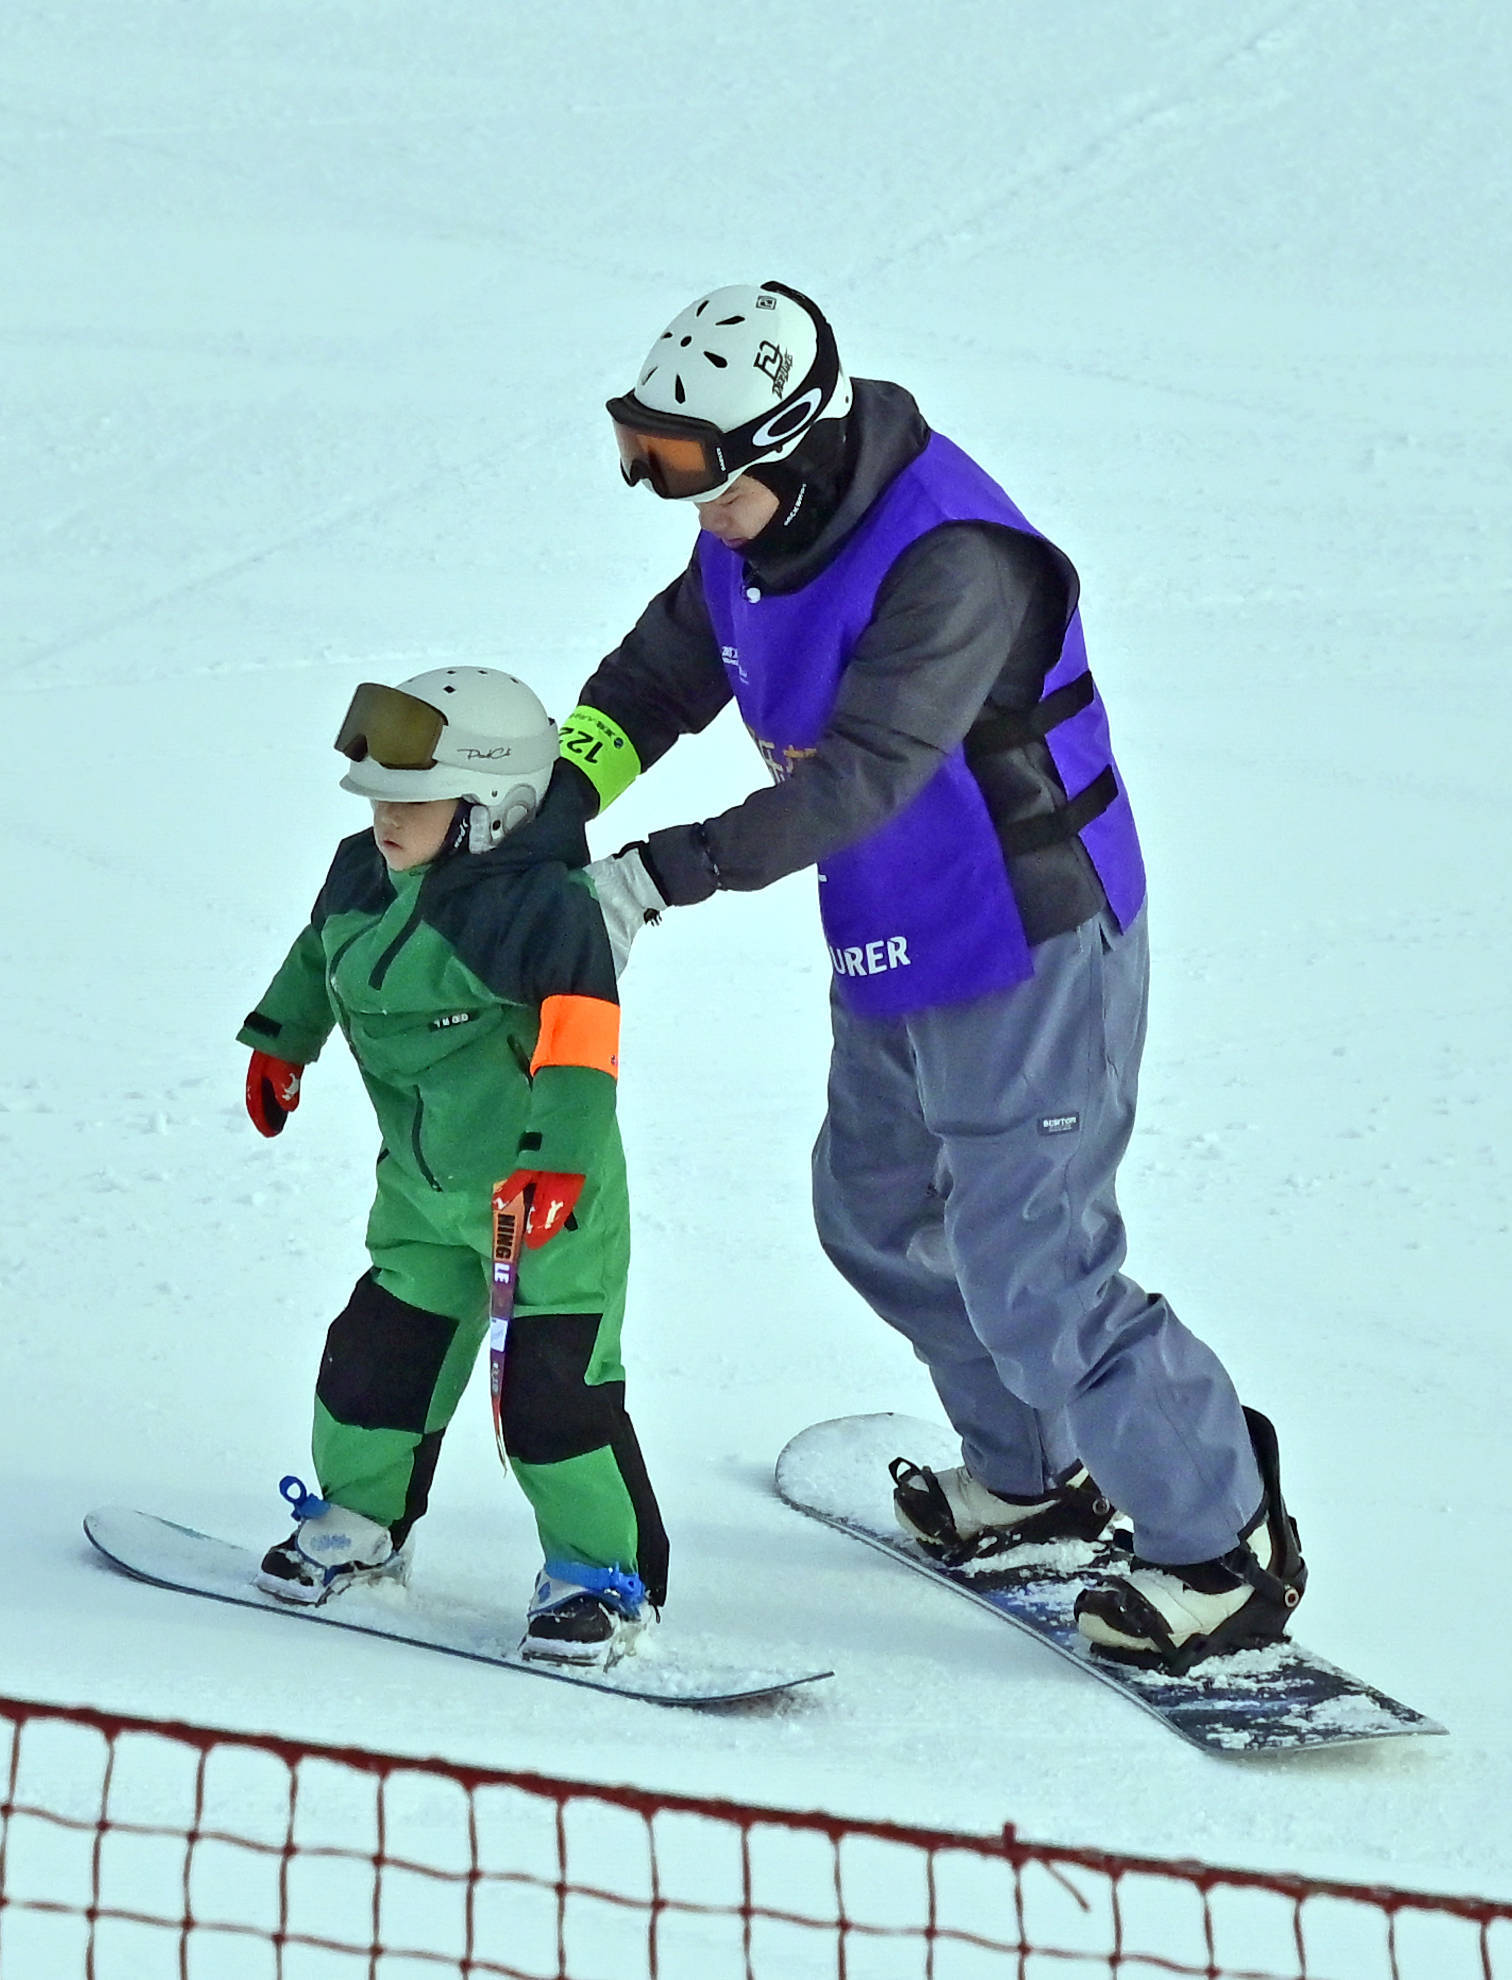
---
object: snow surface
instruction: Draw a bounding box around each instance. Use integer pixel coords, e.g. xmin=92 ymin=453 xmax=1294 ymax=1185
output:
xmin=2 ymin=0 xmax=1510 ymax=1925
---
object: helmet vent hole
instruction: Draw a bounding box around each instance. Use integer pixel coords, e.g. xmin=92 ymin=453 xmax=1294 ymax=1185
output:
xmin=716 ymin=316 xmax=744 ymax=326
xmin=695 ymin=299 xmax=707 ymax=315
xmin=703 ymin=351 xmax=727 ymax=367
xmin=674 ymin=376 xmax=686 ymax=404
xmin=640 ymin=365 xmax=658 ymax=384
xmin=679 ymin=335 xmax=691 ymax=347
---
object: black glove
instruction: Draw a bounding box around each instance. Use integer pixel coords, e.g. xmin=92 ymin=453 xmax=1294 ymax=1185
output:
xmin=641 ymin=824 xmax=720 ymax=907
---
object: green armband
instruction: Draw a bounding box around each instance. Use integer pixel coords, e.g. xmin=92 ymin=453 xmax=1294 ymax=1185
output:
xmin=558 ymin=705 xmax=642 ymax=811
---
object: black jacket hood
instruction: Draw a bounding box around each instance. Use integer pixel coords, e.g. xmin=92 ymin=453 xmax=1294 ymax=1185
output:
xmin=435 ymin=765 xmax=592 ymax=888
xmin=741 ymin=379 xmax=930 ymax=595
xmin=329 ymin=765 xmax=592 ymax=915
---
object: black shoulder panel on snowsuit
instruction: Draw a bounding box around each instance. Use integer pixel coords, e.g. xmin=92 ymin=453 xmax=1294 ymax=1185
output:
xmin=415 ymin=789 xmax=616 ymax=1008
xmin=421 ymin=857 xmax=619 ymax=1013
xmin=313 ymin=832 xmax=396 ymax=928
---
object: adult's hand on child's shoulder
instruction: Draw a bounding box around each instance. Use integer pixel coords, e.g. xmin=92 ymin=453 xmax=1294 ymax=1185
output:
xmin=586 ymin=844 xmax=668 ymax=977
xmin=246 ymin=1051 xmax=304 ymax=1138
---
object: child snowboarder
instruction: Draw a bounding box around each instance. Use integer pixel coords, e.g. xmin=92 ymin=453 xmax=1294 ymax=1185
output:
xmin=237 ymin=665 xmax=666 ymax=1668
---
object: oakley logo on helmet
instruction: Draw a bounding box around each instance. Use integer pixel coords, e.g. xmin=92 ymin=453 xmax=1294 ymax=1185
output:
xmin=751 ymin=388 xmax=823 ymax=451
xmin=755 ymin=293 xmax=777 ymax=309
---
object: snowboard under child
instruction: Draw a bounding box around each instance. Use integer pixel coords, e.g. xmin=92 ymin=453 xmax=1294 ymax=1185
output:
xmin=237 ymin=666 xmax=666 ymax=1668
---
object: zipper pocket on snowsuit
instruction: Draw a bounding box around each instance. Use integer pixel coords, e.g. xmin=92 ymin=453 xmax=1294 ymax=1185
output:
xmin=325 ymin=922 xmax=369 ymax=1016
xmin=410 ymin=1091 xmax=442 ymax=1193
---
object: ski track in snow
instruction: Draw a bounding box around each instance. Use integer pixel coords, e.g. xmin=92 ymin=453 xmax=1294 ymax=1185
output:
xmin=2 ymin=0 xmax=1510 ymax=1929
xmin=10 ymin=469 xmax=468 ymax=681
xmin=851 ymin=1 xmax=1317 ymax=281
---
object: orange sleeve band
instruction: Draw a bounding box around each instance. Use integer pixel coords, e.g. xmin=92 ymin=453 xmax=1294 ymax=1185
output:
xmin=531 ymin=994 xmax=621 ymax=1079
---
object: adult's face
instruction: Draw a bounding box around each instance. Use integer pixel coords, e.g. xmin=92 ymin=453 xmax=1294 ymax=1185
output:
xmin=694 ymin=476 xmax=779 ymax=550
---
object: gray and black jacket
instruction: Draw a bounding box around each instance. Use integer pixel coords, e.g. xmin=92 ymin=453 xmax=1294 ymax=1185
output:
xmin=576 ymin=378 xmax=1108 ymax=945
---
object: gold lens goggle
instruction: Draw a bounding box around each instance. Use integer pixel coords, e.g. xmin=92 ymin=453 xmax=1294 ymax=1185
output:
xmin=334 ymin=683 xmax=445 ymax=770
xmin=611 ymin=417 xmax=728 ymax=500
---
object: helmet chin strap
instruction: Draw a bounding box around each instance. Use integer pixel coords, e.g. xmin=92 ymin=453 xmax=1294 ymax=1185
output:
xmin=443 ymin=801 xmax=471 ymax=857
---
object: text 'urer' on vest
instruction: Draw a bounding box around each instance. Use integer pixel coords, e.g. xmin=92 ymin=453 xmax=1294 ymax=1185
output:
xmin=829 ymin=936 xmax=912 ymax=979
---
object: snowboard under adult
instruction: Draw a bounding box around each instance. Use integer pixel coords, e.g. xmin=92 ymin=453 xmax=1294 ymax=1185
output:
xmin=775 ymin=1416 xmax=1441 ymax=1755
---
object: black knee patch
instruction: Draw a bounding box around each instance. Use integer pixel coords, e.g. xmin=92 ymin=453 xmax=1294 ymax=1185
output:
xmin=317 ymin=1274 xmax=459 ymax=1434
xmin=500 ymin=1314 xmax=624 ymax=1465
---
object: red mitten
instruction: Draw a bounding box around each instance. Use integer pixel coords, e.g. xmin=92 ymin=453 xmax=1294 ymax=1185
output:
xmin=246 ymin=1051 xmax=304 ymax=1137
xmin=498 ymin=1169 xmax=585 ymax=1249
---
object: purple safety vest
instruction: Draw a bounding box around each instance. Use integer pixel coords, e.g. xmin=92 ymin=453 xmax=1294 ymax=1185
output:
xmin=698 ymin=433 xmax=1145 ymax=1017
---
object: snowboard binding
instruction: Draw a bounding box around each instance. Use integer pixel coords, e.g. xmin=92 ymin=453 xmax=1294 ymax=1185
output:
xmin=890 ymin=1455 xmax=1119 ymax=1567
xmin=1074 ymin=1409 xmax=1306 ymax=1675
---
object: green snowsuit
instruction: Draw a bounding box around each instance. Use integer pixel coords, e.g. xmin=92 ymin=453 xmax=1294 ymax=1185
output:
xmin=238 ymin=800 xmax=666 ymax=1602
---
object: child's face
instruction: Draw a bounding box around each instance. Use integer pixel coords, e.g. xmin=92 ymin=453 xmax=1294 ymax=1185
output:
xmin=370 ymin=798 xmax=459 ymax=870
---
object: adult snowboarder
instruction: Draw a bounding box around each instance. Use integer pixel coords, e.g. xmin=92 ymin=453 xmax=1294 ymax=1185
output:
xmin=238 ymin=666 xmax=667 ymax=1668
xmin=570 ymin=282 xmax=1304 ymax=1673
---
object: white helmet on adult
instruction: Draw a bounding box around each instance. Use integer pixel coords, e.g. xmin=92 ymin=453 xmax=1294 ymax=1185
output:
xmin=608 ymin=280 xmax=853 ymax=503
xmin=335 ymin=666 xmax=558 ymax=852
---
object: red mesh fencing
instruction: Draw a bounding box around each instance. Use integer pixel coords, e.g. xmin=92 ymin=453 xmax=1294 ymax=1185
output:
xmin=1 ymin=1689 xmax=1507 ymax=1979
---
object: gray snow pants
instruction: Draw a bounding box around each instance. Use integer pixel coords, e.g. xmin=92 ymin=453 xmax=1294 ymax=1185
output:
xmin=812 ymin=906 xmax=1263 ymax=1565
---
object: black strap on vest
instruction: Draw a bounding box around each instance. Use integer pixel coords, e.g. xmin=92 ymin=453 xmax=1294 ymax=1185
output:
xmin=996 ymin=766 xmax=1118 ymax=857
xmin=963 ymin=670 xmax=1096 ymax=760
xmin=963 ymin=670 xmax=1115 ymax=857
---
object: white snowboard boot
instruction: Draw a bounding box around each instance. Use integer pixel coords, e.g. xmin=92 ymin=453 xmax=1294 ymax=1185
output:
xmin=891 ymin=1455 xmax=1119 ymax=1564
xmin=1073 ymin=1409 xmax=1306 ymax=1673
xmin=519 ymin=1562 xmax=651 ymax=1669
xmin=255 ymin=1476 xmax=409 ymax=1606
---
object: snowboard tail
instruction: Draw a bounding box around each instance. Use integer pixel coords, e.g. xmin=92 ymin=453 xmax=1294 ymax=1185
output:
xmin=776 ymin=1415 xmax=1442 ymax=1755
xmin=84 ymin=1508 xmax=829 ymax=1708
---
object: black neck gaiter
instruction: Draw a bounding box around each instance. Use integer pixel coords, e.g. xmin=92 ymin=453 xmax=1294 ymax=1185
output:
xmin=744 ymin=417 xmax=853 ymax=569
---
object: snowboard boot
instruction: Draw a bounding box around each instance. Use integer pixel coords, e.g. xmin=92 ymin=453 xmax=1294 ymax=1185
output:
xmin=1073 ymin=1408 xmax=1306 ymax=1674
xmin=254 ymin=1476 xmax=409 ymax=1606
xmin=890 ymin=1454 xmax=1119 ymax=1565
xmin=520 ymin=1562 xmax=651 ymax=1669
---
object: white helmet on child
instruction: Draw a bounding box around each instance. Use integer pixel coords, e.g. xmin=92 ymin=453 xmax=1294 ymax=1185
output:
xmin=335 ymin=667 xmax=558 ymax=851
xmin=608 ymin=280 xmax=853 ymax=502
